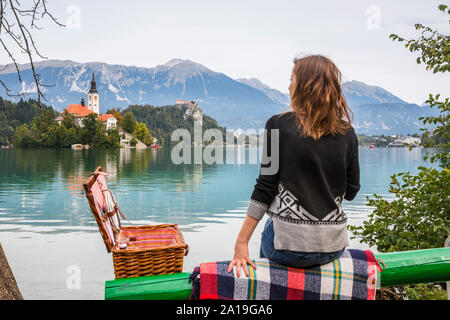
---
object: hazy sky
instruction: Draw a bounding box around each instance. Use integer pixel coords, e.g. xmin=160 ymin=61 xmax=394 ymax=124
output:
xmin=1 ymin=0 xmax=449 ymax=105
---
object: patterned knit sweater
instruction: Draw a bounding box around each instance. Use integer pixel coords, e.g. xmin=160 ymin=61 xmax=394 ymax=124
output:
xmin=247 ymin=112 xmax=360 ymax=253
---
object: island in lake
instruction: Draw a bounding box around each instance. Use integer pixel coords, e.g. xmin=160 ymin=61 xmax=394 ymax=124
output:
xmin=0 ymin=74 xmax=224 ymax=150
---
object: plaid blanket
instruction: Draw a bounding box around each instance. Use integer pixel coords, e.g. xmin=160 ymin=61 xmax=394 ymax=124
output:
xmin=190 ymin=249 xmax=379 ymax=300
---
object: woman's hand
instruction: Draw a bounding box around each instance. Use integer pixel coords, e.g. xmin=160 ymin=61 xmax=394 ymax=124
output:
xmin=227 ymin=241 xmax=256 ymax=278
xmin=227 ymin=214 xmax=259 ymax=277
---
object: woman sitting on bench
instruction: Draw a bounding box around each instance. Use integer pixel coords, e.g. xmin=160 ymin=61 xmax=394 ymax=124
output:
xmin=228 ymin=54 xmax=360 ymax=278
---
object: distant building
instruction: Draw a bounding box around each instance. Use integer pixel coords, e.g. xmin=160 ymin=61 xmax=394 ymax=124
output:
xmin=175 ymin=100 xmax=202 ymax=125
xmin=55 ymin=115 xmax=64 ymax=125
xmin=87 ymin=73 xmax=100 ymax=114
xmin=65 ymin=103 xmax=95 ymax=127
xmin=388 ymin=135 xmax=421 ymax=147
xmin=98 ymin=114 xmax=118 ymax=130
xmin=176 ymin=99 xmax=195 ymax=105
xmin=399 ymin=136 xmax=421 ymax=145
xmin=59 ymin=73 xmax=117 ymax=129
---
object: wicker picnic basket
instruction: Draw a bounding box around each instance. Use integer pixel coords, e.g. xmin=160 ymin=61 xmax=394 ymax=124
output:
xmin=83 ymin=166 xmax=189 ymax=279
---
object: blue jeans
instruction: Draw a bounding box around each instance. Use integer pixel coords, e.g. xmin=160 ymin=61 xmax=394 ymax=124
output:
xmin=259 ymin=218 xmax=345 ymax=268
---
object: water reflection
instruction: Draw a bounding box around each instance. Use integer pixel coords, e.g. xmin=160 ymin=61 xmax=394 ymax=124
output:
xmin=0 ymin=147 xmax=434 ymax=235
xmin=0 ymin=148 xmax=260 ymax=233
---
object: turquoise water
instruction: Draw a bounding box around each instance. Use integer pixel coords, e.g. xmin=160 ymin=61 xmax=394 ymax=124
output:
xmin=0 ymin=147 xmax=432 ymax=299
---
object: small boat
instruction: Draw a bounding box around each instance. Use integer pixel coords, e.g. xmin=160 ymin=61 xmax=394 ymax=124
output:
xmin=71 ymin=144 xmax=83 ymax=150
xmin=151 ymin=144 xmax=161 ymax=149
xmin=369 ymin=145 xmax=375 ymax=149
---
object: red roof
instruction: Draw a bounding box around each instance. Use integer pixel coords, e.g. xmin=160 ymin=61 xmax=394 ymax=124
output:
xmin=65 ymin=104 xmax=93 ymax=117
xmin=98 ymin=114 xmax=116 ymax=122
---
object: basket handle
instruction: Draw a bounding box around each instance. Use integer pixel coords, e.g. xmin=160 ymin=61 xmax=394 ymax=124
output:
xmin=94 ymin=169 xmax=109 ymax=177
xmin=184 ymin=244 xmax=190 ymax=256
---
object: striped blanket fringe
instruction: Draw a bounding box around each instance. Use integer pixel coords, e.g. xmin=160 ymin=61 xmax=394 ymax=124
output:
xmin=189 ymin=267 xmax=201 ymax=300
xmin=189 ymin=249 xmax=380 ymax=300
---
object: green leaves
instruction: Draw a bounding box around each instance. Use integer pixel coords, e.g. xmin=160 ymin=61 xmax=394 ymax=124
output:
xmin=350 ymin=164 xmax=450 ymax=252
xmin=132 ymin=121 xmax=154 ymax=146
xmin=350 ymin=3 xmax=450 ymax=255
xmin=390 ymin=4 xmax=449 ymax=74
xmin=437 ymin=4 xmax=449 ymax=13
xmin=420 ymin=94 xmax=450 ymax=167
xmin=121 ymin=104 xmax=225 ymax=146
xmin=129 ymin=137 xmax=138 ymax=147
xmin=351 ymin=3 xmax=450 ymax=300
xmin=121 ymin=112 xmax=136 ymax=134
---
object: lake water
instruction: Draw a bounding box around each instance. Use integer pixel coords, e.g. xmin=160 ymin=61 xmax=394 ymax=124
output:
xmin=0 ymin=147 xmax=432 ymax=299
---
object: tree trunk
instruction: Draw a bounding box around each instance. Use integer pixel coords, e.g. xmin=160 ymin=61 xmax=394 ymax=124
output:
xmin=0 ymin=243 xmax=23 ymax=300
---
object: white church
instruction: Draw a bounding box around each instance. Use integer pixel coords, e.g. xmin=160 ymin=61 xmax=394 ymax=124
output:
xmin=87 ymin=72 xmax=100 ymax=114
xmin=59 ymin=73 xmax=117 ymax=130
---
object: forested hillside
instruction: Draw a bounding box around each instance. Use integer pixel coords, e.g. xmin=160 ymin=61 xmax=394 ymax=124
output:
xmin=0 ymin=98 xmax=54 ymax=145
xmin=122 ymin=104 xmax=225 ymax=146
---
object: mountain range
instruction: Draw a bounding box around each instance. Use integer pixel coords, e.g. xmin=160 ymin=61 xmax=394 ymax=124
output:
xmin=0 ymin=58 xmax=436 ymax=134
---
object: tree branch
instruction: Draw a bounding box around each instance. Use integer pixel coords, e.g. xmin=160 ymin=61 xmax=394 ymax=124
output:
xmin=0 ymin=0 xmax=64 ymax=107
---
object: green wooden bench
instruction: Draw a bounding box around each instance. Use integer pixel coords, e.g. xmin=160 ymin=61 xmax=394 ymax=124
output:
xmin=105 ymin=247 xmax=450 ymax=300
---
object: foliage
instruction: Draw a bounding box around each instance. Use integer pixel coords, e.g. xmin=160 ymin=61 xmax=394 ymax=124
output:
xmin=351 ymin=2 xmax=450 ymax=250
xmin=79 ymin=113 xmax=120 ymax=148
xmin=129 ymin=137 xmax=137 ymax=147
xmin=105 ymin=129 xmax=121 ymax=149
xmin=133 ymin=121 xmax=154 ymax=146
xmin=350 ymin=4 xmax=450 ymax=300
xmin=349 ymin=167 xmax=449 ymax=252
xmin=389 ymin=4 xmax=449 ymax=74
xmin=122 ymin=104 xmax=225 ymax=146
xmin=12 ymin=124 xmax=35 ymax=147
xmin=61 ymin=110 xmax=77 ymax=129
xmin=404 ymin=283 xmax=447 ymax=300
xmin=121 ymin=112 xmax=136 ymax=134
xmin=0 ymin=98 xmax=49 ymax=145
xmin=419 ymin=94 xmax=450 ymax=166
xmin=2 ymin=98 xmax=228 ymax=149
xmin=5 ymin=101 xmax=119 ymax=149
xmin=4 ymin=100 xmax=224 ymax=148
xmin=376 ymin=283 xmax=447 ymax=300
xmin=106 ymin=108 xmax=123 ymax=126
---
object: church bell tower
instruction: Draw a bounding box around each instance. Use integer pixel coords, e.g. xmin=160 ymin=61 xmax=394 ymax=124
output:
xmin=87 ymin=73 xmax=99 ymax=114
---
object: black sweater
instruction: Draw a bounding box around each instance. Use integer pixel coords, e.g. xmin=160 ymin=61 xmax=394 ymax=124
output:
xmin=247 ymin=112 xmax=360 ymax=252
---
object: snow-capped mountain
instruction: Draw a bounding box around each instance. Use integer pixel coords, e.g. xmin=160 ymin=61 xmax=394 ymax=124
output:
xmin=342 ymin=80 xmax=408 ymax=106
xmin=236 ymin=77 xmax=290 ymax=105
xmin=0 ymin=59 xmax=436 ymax=134
xmin=236 ymin=77 xmax=435 ymax=134
xmin=0 ymin=59 xmax=283 ymax=129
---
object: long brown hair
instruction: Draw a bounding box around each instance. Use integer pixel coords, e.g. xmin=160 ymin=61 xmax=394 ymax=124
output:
xmin=289 ymin=55 xmax=352 ymax=140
